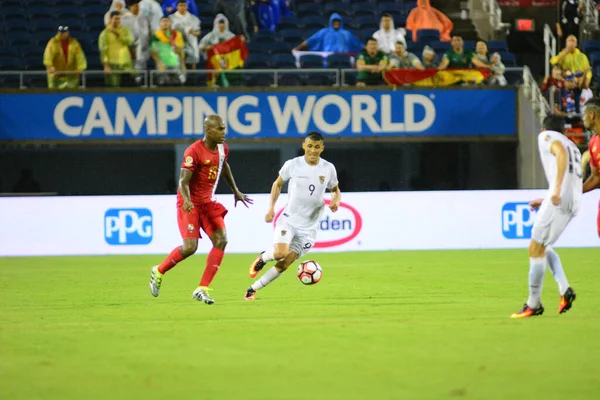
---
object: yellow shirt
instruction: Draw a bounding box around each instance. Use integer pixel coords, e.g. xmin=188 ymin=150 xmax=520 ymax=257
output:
xmin=550 ymin=48 xmax=592 ymax=82
xmin=43 ymin=35 xmax=87 ymax=71
xmin=98 ymin=26 xmax=133 ymax=66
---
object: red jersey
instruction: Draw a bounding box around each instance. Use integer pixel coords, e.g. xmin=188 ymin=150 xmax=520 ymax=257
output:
xmin=177 ymin=141 xmax=229 ymax=205
xmin=589 ymin=134 xmax=600 ymax=170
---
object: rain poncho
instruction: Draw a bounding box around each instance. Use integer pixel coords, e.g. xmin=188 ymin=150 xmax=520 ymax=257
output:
xmin=121 ymin=9 xmax=152 ymax=70
xmin=104 ymin=0 xmax=126 ymax=26
xmin=170 ymin=9 xmax=201 ymax=64
xmin=372 ymin=16 xmax=407 ymax=53
xmin=140 ymin=0 xmax=164 ymax=33
xmin=199 ymin=14 xmax=235 ymax=51
xmin=162 ymin=0 xmax=198 ymax=17
xmin=305 ymin=13 xmax=363 ymax=53
xmin=406 ymin=0 xmax=453 ymax=42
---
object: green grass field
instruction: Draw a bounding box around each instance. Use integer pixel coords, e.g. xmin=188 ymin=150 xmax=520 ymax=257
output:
xmin=1 ymin=249 xmax=600 ymax=400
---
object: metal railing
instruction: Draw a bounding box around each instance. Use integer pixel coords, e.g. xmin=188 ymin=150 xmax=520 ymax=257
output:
xmin=522 ymin=65 xmax=550 ymax=123
xmin=543 ymin=24 xmax=557 ymax=78
xmin=480 ymin=0 xmax=511 ymax=33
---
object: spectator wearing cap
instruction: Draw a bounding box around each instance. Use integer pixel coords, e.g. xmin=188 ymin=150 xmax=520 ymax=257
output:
xmin=421 ymin=46 xmax=438 ymax=68
xmin=151 ymin=16 xmax=186 ymax=86
xmin=162 ymin=0 xmax=198 ymax=17
xmin=294 ymin=13 xmax=363 ymax=53
xmin=373 ymin=14 xmax=407 ymax=54
xmin=558 ymin=71 xmax=580 ymax=116
xmin=170 ymin=0 xmax=201 ymax=69
xmin=388 ymin=41 xmax=424 ymax=70
xmin=43 ymin=26 xmax=87 ymax=89
xmin=99 ymin=11 xmax=134 ymax=87
xmin=121 ymin=0 xmax=152 ymax=75
xmin=550 ymin=35 xmax=592 ymax=83
xmin=199 ymin=14 xmax=235 ymax=53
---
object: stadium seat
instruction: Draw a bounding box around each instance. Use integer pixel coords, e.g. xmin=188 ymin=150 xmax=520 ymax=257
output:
xmin=272 ymin=53 xmax=296 ymax=68
xmin=416 ymin=29 xmax=440 ymax=43
xmin=405 ymin=30 xmax=413 ymax=43
xmin=463 ymin=40 xmax=476 ymax=50
xmin=0 ymin=57 xmax=23 ymax=70
xmin=301 ymin=16 xmax=328 ymax=30
xmin=498 ymin=52 xmax=516 ymax=66
xmin=196 ymin=3 xmax=213 ymax=17
xmin=407 ymin=42 xmax=423 ymax=54
xmin=296 ymin=3 xmax=321 ymax=18
xmin=244 ymin=54 xmax=270 ymax=69
xmin=394 ymin=15 xmax=408 ymax=28
xmin=0 ymin=0 xmax=23 ymax=9
xmin=324 ymin=2 xmax=350 ymax=17
xmin=351 ymin=3 xmax=378 ymax=16
xmin=300 ymin=54 xmax=325 ymax=68
xmin=326 ymin=53 xmax=352 ymax=68
xmin=277 ymin=16 xmax=299 ymax=31
xmin=581 ymin=40 xmax=600 ymax=55
xmin=505 ymin=70 xmax=523 ymax=86
xmin=247 ymin=41 xmax=269 ymax=55
xmin=280 ymin=29 xmax=303 ymax=44
xmin=486 ymin=40 xmax=508 ymax=53
xmin=350 ymin=15 xmax=379 ymax=30
xmin=277 ymin=73 xmax=302 ymax=87
xmin=429 ymin=41 xmax=451 ymax=53
xmin=588 ymin=51 xmax=600 ymax=67
xmin=360 ymin=27 xmax=378 ymax=42
xmin=253 ymin=30 xmax=278 ymax=43
xmin=378 ymin=1 xmax=400 ymax=15
xmin=268 ymin=41 xmax=293 ymax=55
xmin=303 ymin=72 xmax=334 ymax=86
xmin=244 ymin=74 xmax=274 ymax=87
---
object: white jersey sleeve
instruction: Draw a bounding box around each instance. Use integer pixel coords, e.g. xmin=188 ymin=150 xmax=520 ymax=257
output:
xmin=279 ymin=160 xmax=294 ymax=182
xmin=327 ymin=163 xmax=339 ymax=190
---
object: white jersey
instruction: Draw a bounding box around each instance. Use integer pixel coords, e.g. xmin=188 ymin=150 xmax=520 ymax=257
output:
xmin=538 ymin=130 xmax=582 ymax=214
xmin=279 ymin=156 xmax=338 ymax=231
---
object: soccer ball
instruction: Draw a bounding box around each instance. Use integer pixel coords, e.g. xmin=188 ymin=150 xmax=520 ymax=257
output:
xmin=297 ymin=261 xmax=322 ymax=285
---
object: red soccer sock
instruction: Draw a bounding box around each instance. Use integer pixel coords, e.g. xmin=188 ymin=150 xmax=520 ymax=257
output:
xmin=199 ymin=248 xmax=225 ymax=287
xmin=158 ymin=247 xmax=186 ymax=274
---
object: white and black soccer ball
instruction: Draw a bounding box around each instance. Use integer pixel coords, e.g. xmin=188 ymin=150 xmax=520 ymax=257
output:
xmin=297 ymin=261 xmax=322 ymax=285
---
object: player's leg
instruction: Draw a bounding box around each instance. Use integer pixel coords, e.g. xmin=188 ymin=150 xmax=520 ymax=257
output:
xmin=245 ymin=251 xmax=299 ymax=300
xmin=249 ymin=223 xmax=295 ymax=278
xmin=149 ymin=207 xmax=200 ymax=297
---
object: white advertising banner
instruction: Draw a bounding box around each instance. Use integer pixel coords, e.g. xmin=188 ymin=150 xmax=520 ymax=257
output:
xmin=0 ymin=190 xmax=598 ymax=257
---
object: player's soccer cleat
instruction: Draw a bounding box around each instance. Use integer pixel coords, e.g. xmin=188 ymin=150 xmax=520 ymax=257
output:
xmin=149 ymin=265 xmax=163 ymax=297
xmin=249 ymin=252 xmax=266 ymax=278
xmin=192 ymin=286 xmax=215 ymax=305
xmin=558 ymin=287 xmax=576 ymax=314
xmin=244 ymin=287 xmax=256 ymax=301
xmin=510 ymin=303 xmax=545 ymax=319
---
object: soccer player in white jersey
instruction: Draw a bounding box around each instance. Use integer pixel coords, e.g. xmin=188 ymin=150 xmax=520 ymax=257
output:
xmin=510 ymin=115 xmax=581 ymax=318
xmin=244 ymin=132 xmax=341 ymax=300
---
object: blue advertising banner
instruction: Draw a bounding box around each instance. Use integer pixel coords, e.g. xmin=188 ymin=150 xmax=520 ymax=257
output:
xmin=0 ymin=90 xmax=516 ymax=140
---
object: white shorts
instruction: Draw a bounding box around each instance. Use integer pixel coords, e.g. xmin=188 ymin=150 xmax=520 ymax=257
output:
xmin=272 ymin=218 xmax=317 ymax=259
xmin=531 ymin=202 xmax=575 ymax=246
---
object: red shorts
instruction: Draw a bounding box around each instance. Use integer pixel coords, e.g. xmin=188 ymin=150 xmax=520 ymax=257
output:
xmin=177 ymin=201 xmax=228 ymax=240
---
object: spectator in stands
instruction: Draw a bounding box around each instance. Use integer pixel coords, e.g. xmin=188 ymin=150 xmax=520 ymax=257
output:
xmin=373 ymin=14 xmax=407 ymax=54
xmin=489 ymin=53 xmax=507 ymax=86
xmin=542 ymin=64 xmax=565 ymax=92
xmin=253 ymin=0 xmax=276 ymax=32
xmin=356 ymin=38 xmax=388 ymax=87
xmin=474 ymin=40 xmax=490 ymax=65
xmin=99 ymin=11 xmax=134 ymax=87
xmin=43 ymin=26 xmax=87 ymax=89
xmin=388 ymin=42 xmax=424 ymax=70
xmin=550 ymin=35 xmax=592 ymax=83
xmin=557 ymin=0 xmax=583 ymax=46
xmin=214 ymin=0 xmax=258 ymax=40
xmin=421 ymin=46 xmax=438 ymax=68
xmin=199 ymin=14 xmax=235 ymax=54
xmin=105 ymin=0 xmax=126 ymax=26
xmin=438 ymin=36 xmax=488 ymax=69
xmin=558 ymin=71 xmax=580 ymax=116
xmin=151 ymin=16 xmax=186 ymax=85
xmin=121 ymin=0 xmax=151 ymax=81
xmin=406 ymin=0 xmax=453 ymax=42
xmin=140 ymin=0 xmax=163 ymax=32
xmin=170 ymin=0 xmax=201 ymax=69
xmin=575 ymin=70 xmax=594 ymax=112
xmin=294 ymin=13 xmax=363 ymax=53
xmin=163 ymin=0 xmax=198 ymax=17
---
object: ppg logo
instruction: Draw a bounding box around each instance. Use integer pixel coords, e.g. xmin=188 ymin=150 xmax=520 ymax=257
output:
xmin=104 ymin=208 xmax=153 ymax=245
xmin=502 ymin=203 xmax=537 ymax=239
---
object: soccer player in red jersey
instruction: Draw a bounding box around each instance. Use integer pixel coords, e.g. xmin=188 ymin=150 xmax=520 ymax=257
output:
xmin=149 ymin=115 xmax=252 ymax=304
xmin=582 ymin=98 xmax=600 ymax=237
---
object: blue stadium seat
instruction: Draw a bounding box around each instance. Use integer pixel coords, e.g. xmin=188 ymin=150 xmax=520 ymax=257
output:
xmin=486 ymin=40 xmax=508 ymax=52
xmin=296 ymin=3 xmax=321 ymax=18
xmin=350 ymin=15 xmax=378 ymax=30
xmin=272 ymin=53 xmax=296 ymax=68
xmin=244 ymin=74 xmax=274 ymax=87
xmin=54 ymin=0 xmax=73 ymax=8
xmin=416 ymin=29 xmax=440 ymax=43
xmin=394 ymin=15 xmax=407 ymax=28
xmin=504 ymin=70 xmax=523 ymax=86
xmin=277 ymin=16 xmax=299 ymax=31
xmin=300 ymin=54 xmax=325 ymax=68
xmin=245 ymin=54 xmax=270 ymax=69
xmin=280 ymin=29 xmax=303 ymax=44
xmin=0 ymin=0 xmax=23 ymax=9
xmin=247 ymin=41 xmax=269 ymax=55
xmin=301 ymin=16 xmax=328 ymax=29
xmin=378 ymin=1 xmax=400 ymax=15
xmin=253 ymin=30 xmax=278 ymax=43
xmin=278 ymin=73 xmax=302 ymax=87
xmin=326 ymin=53 xmax=351 ymax=68
xmin=581 ymin=40 xmax=600 ymax=54
xmin=360 ymin=27 xmax=377 ymax=42
xmin=351 ymin=3 xmax=378 ymax=16
xmin=405 ymin=30 xmax=413 ymax=43
xmin=588 ymin=51 xmax=600 ymax=67
xmin=20 ymin=45 xmax=42 ymax=57
xmin=303 ymin=72 xmax=334 ymax=86
xmin=429 ymin=41 xmax=451 ymax=53
xmin=498 ymin=52 xmax=516 ymax=66
xmin=463 ymin=40 xmax=476 ymax=50
xmin=0 ymin=56 xmax=23 ymax=70
xmin=268 ymin=41 xmax=293 ymax=55
xmin=407 ymin=42 xmax=423 ymax=54
xmin=196 ymin=3 xmax=213 ymax=17
xmin=324 ymin=3 xmax=350 ymax=17
xmin=28 ymin=5 xmax=58 ymax=17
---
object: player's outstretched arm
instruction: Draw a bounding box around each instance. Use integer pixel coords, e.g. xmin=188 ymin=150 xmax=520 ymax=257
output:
xmin=179 ymin=168 xmax=194 ymax=213
xmin=222 ymin=162 xmax=253 ymax=208
xmin=329 ymin=185 xmax=341 ymax=212
xmin=266 ymin=176 xmax=285 ymax=222
xmin=550 ymin=141 xmax=568 ymax=205
xmin=583 ymin=165 xmax=600 ymax=193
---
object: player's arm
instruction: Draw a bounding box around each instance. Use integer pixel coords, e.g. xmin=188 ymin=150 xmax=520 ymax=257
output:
xmin=179 ymin=168 xmax=194 ymax=213
xmin=550 ymin=140 xmax=568 ymax=205
xmin=583 ymin=165 xmax=600 ymax=193
xmin=266 ymin=176 xmax=285 ymax=223
xmin=329 ymin=185 xmax=341 ymax=212
xmin=222 ymin=162 xmax=253 ymax=208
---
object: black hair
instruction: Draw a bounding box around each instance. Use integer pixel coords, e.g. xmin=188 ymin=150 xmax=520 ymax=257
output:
xmin=367 ymin=37 xmax=378 ymax=44
xmin=381 ymin=13 xmax=393 ymax=18
xmin=110 ymin=10 xmax=120 ymax=18
xmin=306 ymin=131 xmax=324 ymax=142
xmin=584 ymin=97 xmax=600 ymax=109
xmin=542 ymin=115 xmax=565 ymax=133
xmin=177 ymin=0 xmax=187 ymax=4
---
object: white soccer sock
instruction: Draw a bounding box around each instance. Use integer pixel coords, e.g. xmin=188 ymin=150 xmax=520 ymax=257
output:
xmin=251 ymin=267 xmax=282 ymax=291
xmin=526 ymin=257 xmax=546 ymax=309
xmin=546 ymin=247 xmax=570 ymax=296
xmin=260 ymin=248 xmax=276 ymax=262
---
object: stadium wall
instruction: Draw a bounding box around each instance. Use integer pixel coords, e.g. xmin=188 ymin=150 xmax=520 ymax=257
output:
xmin=1 ymin=190 xmax=598 ymax=257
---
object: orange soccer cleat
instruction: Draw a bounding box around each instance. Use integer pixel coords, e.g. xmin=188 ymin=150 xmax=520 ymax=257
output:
xmin=510 ymin=303 xmax=545 ymax=319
